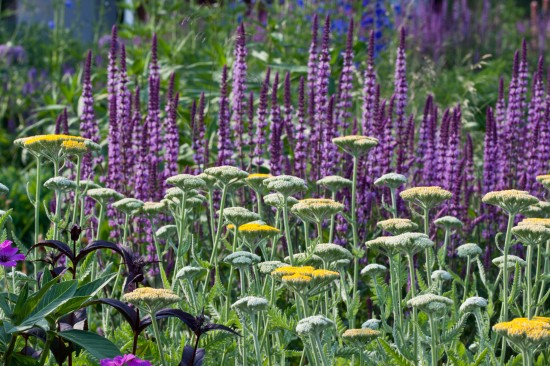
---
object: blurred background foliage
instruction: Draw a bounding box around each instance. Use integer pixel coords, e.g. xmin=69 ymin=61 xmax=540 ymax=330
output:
xmin=0 ymin=0 xmax=546 ymax=241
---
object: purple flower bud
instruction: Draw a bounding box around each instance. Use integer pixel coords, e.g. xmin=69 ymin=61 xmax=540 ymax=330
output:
xmin=252 ymin=68 xmax=271 ymax=169
xmin=269 ymin=72 xmax=283 ymax=175
xmin=217 ymin=65 xmax=233 ymax=166
xmin=294 ymin=77 xmax=308 ymax=178
xmin=231 ymin=23 xmax=248 ymax=168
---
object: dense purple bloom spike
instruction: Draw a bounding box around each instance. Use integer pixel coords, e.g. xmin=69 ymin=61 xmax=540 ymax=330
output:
xmin=417 ymin=95 xmax=434 ymax=184
xmin=231 ymin=23 xmax=248 ymax=168
xmin=106 ymin=25 xmax=120 ymax=189
xmin=381 ymin=96 xmax=395 ymax=175
xmin=483 ymin=108 xmax=498 ymax=194
xmin=146 ymin=34 xmax=162 ymax=200
xmin=519 ymin=39 xmax=529 ymax=112
xmin=246 ymin=91 xmax=255 ymax=168
xmin=117 ymin=44 xmax=132 ymax=191
xmin=394 ymin=27 xmax=408 ymax=173
xmin=321 ymin=95 xmax=336 ymax=177
xmin=436 ymin=108 xmax=450 ymax=182
xmin=80 ymin=50 xmax=101 ymax=181
xmin=193 ymin=92 xmax=208 ymax=172
xmin=252 ymin=68 xmax=271 ymax=169
xmin=312 ymin=15 xmax=331 ymax=181
xmin=445 ymin=106 xmax=461 ymax=215
xmin=54 ymin=112 xmax=62 ymax=134
xmin=361 ymin=30 xmax=377 ymax=135
xmin=283 ymin=72 xmax=295 ymax=152
xmin=307 ymin=14 xmax=319 ymax=131
xmin=295 ymin=77 xmax=307 ymax=178
xmin=133 ymin=88 xmax=149 ymax=202
xmin=336 ymin=18 xmax=354 ymax=134
xmin=217 ymin=65 xmax=233 ymax=166
xmin=269 ymin=73 xmax=283 ymax=175
xmin=164 ymin=92 xmax=180 ymax=185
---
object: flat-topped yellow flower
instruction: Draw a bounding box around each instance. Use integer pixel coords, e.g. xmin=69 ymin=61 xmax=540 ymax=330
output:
xmin=271 ymin=266 xmax=315 ymax=279
xmin=17 ymin=134 xmax=86 ymax=162
xmin=123 ymin=287 xmax=180 ymax=313
xmin=400 ymin=186 xmax=452 ymax=210
xmin=246 ymin=173 xmax=272 ymax=194
xmin=536 ymin=174 xmax=550 ymax=182
xmin=482 ymin=189 xmax=539 ymax=215
xmin=61 ymin=140 xmax=88 ymax=155
xmin=520 ymin=218 xmax=550 ymax=228
xmin=512 ymin=224 xmax=550 ymax=246
xmin=311 ymin=269 xmax=339 ymax=281
xmin=238 ymin=223 xmax=280 ymax=244
xmin=281 ymin=273 xmax=312 ymax=288
xmin=493 ymin=318 xmax=550 ymax=347
xmin=342 ymin=328 xmax=380 ymax=343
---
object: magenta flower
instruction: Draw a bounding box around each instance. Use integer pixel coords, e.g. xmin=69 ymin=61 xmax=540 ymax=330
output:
xmin=100 ymin=354 xmax=151 ymax=366
xmin=0 ymin=240 xmax=25 ymax=267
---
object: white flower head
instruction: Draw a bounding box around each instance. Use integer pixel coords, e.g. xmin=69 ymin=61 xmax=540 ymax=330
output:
xmin=400 ymin=186 xmax=452 ymax=210
xmin=224 ymin=251 xmax=261 ymax=269
xmin=431 ymin=270 xmax=452 ymax=282
xmin=314 ymin=243 xmax=353 ymax=262
xmin=197 ymin=173 xmax=218 ymax=190
xmin=407 ymin=294 xmax=453 ymax=314
xmin=204 ymin=166 xmax=248 ymax=186
xmin=361 ymin=264 xmax=387 ymax=277
xmin=460 ymin=297 xmax=488 ymax=313
xmin=284 ymin=253 xmax=323 ymax=267
xmin=141 ymin=201 xmax=167 ymax=215
xmin=361 ymin=319 xmax=381 ymax=330
xmin=166 ymin=174 xmax=206 ymax=192
xmin=456 ymin=243 xmax=482 ymax=258
xmin=392 ymin=232 xmax=434 ymax=255
xmin=332 ymin=135 xmax=378 ymax=157
xmin=232 ymin=296 xmax=269 ymax=314
xmin=374 ymin=173 xmax=407 ymax=189
xmin=482 ymin=190 xmax=539 ymax=215
xmin=264 ymin=193 xmax=298 ymax=208
xmin=176 ymin=266 xmax=206 ymax=280
xmin=512 ymin=224 xmax=550 ymax=246
xmin=492 ymin=255 xmax=527 ymax=269
xmin=221 ymin=207 xmax=260 ymax=227
xmin=87 ymin=188 xmax=124 ymax=204
xmin=316 ymin=175 xmax=352 ymax=193
xmin=44 ymin=177 xmax=76 ymax=192
xmin=296 ymin=315 xmax=334 ymax=336
xmin=263 ymin=175 xmax=308 ymax=197
xmin=112 ymin=198 xmax=144 ymax=215
xmin=291 ymin=198 xmax=344 ymax=223
xmin=377 ymin=218 xmax=418 ymax=235
xmin=0 ymin=183 xmax=9 ymax=194
xmin=434 ymin=216 xmax=463 ymax=230
xmin=156 ymin=225 xmax=178 ymax=241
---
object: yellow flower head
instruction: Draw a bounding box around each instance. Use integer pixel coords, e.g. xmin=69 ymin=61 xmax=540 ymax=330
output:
xmin=271 ymin=266 xmax=315 ymax=279
xmin=493 ymin=318 xmax=550 ymax=347
xmin=281 ymin=273 xmax=312 ymax=288
xmin=520 ymin=218 xmax=550 ymax=228
xmin=400 ymin=186 xmax=452 ymax=210
xmin=122 ymin=287 xmax=180 ymax=313
xmin=291 ymin=198 xmax=344 ymax=223
xmin=246 ymin=173 xmax=272 ymax=193
xmin=62 ymin=140 xmax=88 ymax=155
xmin=311 ymin=269 xmax=340 ymax=281
xmin=342 ymin=328 xmax=380 ymax=343
xmin=238 ymin=222 xmax=279 ymax=235
xmin=18 ymin=134 xmax=86 ymax=161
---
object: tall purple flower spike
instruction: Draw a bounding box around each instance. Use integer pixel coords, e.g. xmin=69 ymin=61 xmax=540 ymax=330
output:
xmin=252 ymin=68 xmax=271 ymax=170
xmin=283 ymin=72 xmax=295 ymax=153
xmin=134 ymin=88 xmax=150 ymax=202
xmin=164 ymin=92 xmax=180 ymax=187
xmin=106 ymin=25 xmax=120 ymax=189
xmin=130 ymin=86 xmax=142 ymax=190
xmin=312 ymin=15 xmax=331 ymax=182
xmin=307 ymin=14 xmax=319 ymax=132
xmin=217 ymin=65 xmax=233 ymax=166
xmin=394 ymin=27 xmax=408 ymax=174
xmin=246 ymin=91 xmax=255 ymax=171
xmin=445 ymin=106 xmax=461 ymax=216
xmin=231 ymin=23 xmax=248 ymax=168
xmin=80 ymin=50 xmax=101 ymax=181
xmin=269 ymin=72 xmax=283 ymax=175
xmin=321 ymin=95 xmax=336 ymax=177
xmin=294 ymin=77 xmax=307 ymax=178
xmin=436 ymin=108 xmax=450 ymax=183
xmin=146 ymin=34 xmax=162 ymax=201
xmin=336 ymin=18 xmax=354 ymax=134
xmin=117 ymin=44 xmax=132 ymax=191
xmin=417 ymin=95 xmax=434 ymax=184
xmin=193 ymin=92 xmax=208 ymax=172
xmin=361 ymin=30 xmax=376 ymax=136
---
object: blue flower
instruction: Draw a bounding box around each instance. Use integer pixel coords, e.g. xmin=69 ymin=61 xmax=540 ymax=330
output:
xmin=48 ymin=20 xmax=55 ymax=29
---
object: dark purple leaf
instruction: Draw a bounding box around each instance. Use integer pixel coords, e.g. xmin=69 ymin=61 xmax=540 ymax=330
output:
xmin=59 ymin=308 xmax=88 ymax=332
xmin=88 ymin=299 xmax=139 ymax=333
xmin=29 ymin=240 xmax=74 ymax=261
xmin=74 ymin=240 xmax=124 ymax=264
xmin=202 ymin=323 xmax=240 ymax=336
xmin=180 ymin=345 xmax=205 ymax=366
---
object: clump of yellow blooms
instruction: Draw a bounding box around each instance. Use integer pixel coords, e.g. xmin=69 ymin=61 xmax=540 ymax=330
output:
xmin=238 ymin=222 xmax=280 ymax=235
xmin=272 ymin=266 xmax=339 ymax=293
xmin=520 ymin=218 xmax=550 ymax=228
xmin=311 ymin=269 xmax=340 ymax=281
xmin=16 ymin=134 xmax=87 ymax=161
xmin=122 ymin=287 xmax=180 ymax=313
xmin=61 ymin=140 xmax=88 ymax=155
xmin=281 ymin=273 xmax=312 ymax=288
xmin=493 ymin=317 xmax=550 ymax=347
xmin=271 ymin=266 xmax=315 ymax=279
xmin=342 ymin=328 xmax=381 ymax=343
xmin=246 ymin=173 xmax=272 ymax=193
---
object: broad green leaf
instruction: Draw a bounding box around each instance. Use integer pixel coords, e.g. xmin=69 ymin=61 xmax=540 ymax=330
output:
xmin=75 ymin=273 xmax=116 ymax=298
xmin=57 ymin=329 xmax=122 ymax=360
xmin=15 ymin=276 xmax=59 ymax=323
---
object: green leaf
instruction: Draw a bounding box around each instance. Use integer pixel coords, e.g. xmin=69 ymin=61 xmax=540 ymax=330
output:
xmin=18 ymin=280 xmax=78 ymax=330
xmin=75 ymin=273 xmax=116 ymax=297
xmin=14 ymin=275 xmax=59 ymax=323
xmin=377 ymin=338 xmax=414 ymax=366
xmin=57 ymin=329 xmax=122 ymax=360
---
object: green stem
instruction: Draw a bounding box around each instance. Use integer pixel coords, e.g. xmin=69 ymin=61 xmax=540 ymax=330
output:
xmin=150 ymin=312 xmax=167 ymax=366
xmin=463 ymin=257 xmax=471 ymax=302
xmin=34 ymin=157 xmax=42 ymax=245
xmin=499 ymin=212 xmax=515 ymax=366
xmin=208 ymin=186 xmax=228 ymax=268
xmin=423 ymin=207 xmax=432 ymax=287
xmin=282 ymin=199 xmax=295 ymax=265
xmin=428 ymin=314 xmax=438 ymax=366
xmin=256 ymin=191 xmax=263 ymax=219
xmin=350 ymin=156 xmax=359 ymax=329
xmin=390 ymin=188 xmax=398 ymax=218
xmin=71 ymin=156 xmax=82 ymax=226
xmin=314 ymin=333 xmax=329 ymax=366
xmin=407 ymin=254 xmax=418 ymax=365
xmin=329 ymin=191 xmax=336 ymax=242
xmin=95 ymin=203 xmax=104 ymax=241
xmin=150 ymin=218 xmax=170 ymax=289
xmin=250 ymin=314 xmax=263 ymax=366
xmin=526 ymin=244 xmax=533 ymax=319
xmin=38 ymin=332 xmax=53 ymax=365
xmin=3 ymin=333 xmax=17 ymax=365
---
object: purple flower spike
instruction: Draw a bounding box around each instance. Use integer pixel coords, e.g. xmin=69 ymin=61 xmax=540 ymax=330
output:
xmin=118 ymin=44 xmax=132 ymax=191
xmin=361 ymin=30 xmax=376 ymax=135
xmin=252 ymin=68 xmax=271 ymax=170
xmin=246 ymin=91 xmax=255 ymax=170
xmin=232 ymin=23 xmax=248 ymax=168
xmin=283 ymin=72 xmax=295 ymax=152
xmin=294 ymin=77 xmax=307 ymax=178
xmin=0 ymin=240 xmax=25 ymax=267
xmin=80 ymin=50 xmax=101 ymax=181
xmin=336 ymin=18 xmax=354 ymax=135
xmin=321 ymin=95 xmax=337 ymax=177
xmin=217 ymin=65 xmax=233 ymax=166
xmin=163 ymin=92 xmax=180 ymax=186
xmin=106 ymin=25 xmax=120 ymax=190
xmin=269 ymin=72 xmax=283 ymax=175
xmin=307 ymin=14 xmax=319 ymax=131
xmin=394 ymin=27 xmax=408 ymax=174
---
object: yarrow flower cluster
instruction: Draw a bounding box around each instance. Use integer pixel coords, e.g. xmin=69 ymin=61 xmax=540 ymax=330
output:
xmin=460 ymin=296 xmax=488 ymax=313
xmin=482 ymin=189 xmax=539 ymax=214
xmin=493 ymin=317 xmax=550 ymax=347
xmin=295 ymin=315 xmax=334 ymax=336
xmin=263 ymin=175 xmax=308 ymax=197
xmin=373 ymin=172 xmax=407 ymax=189
xmin=456 ymin=243 xmax=482 ymax=258
xmin=122 ymin=287 xmax=180 ymax=313
xmin=332 ymin=135 xmax=378 ymax=157
xmin=407 ymin=293 xmax=453 ymax=314
xmin=400 ymin=186 xmax=452 ymax=210
xmin=232 ymin=296 xmax=269 ymax=314
xmin=376 ymin=218 xmax=418 ymax=235
xmin=291 ymin=198 xmax=344 ymax=223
